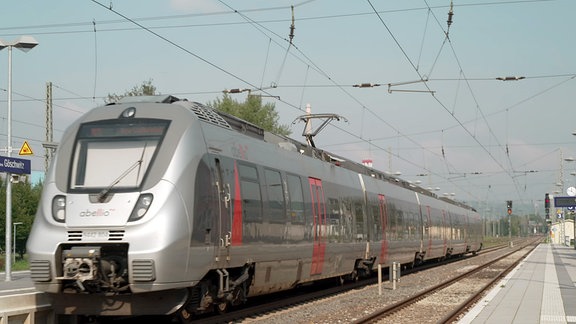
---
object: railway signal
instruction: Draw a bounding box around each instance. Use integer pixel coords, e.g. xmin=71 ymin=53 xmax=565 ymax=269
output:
xmin=545 ymin=193 xmax=550 ymax=220
xmin=506 ymin=200 xmax=513 ymax=215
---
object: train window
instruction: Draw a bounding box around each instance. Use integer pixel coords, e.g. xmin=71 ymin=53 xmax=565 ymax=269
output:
xmin=371 ymin=204 xmax=381 ymax=241
xmin=238 ymin=163 xmax=258 ymax=180
xmin=354 ymin=202 xmax=364 ymax=241
xmin=327 ymin=198 xmax=342 ymax=242
xmin=286 ymin=174 xmax=305 ymax=224
xmin=70 ymin=119 xmax=169 ymax=191
xmin=264 ymin=169 xmax=286 ymax=223
xmin=389 ymin=206 xmax=399 ymax=240
xmin=429 ymin=207 xmax=442 ymax=240
xmin=327 ymin=198 xmax=340 ymax=226
xmin=238 ymin=163 xmax=262 ymax=222
xmin=377 ymin=194 xmax=388 ymax=242
xmin=340 ymin=200 xmax=353 ymax=242
xmin=406 ymin=210 xmax=418 ymax=240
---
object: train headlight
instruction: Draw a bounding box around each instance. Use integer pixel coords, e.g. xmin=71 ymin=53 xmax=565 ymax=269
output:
xmin=52 ymin=195 xmax=66 ymax=222
xmin=128 ymin=194 xmax=153 ymax=222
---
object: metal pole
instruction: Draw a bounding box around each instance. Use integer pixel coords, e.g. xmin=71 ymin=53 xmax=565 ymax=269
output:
xmin=0 ymin=37 xmax=36 ymax=281
xmin=509 ymin=215 xmax=511 ymax=246
xmin=560 ymin=215 xmax=566 ymax=245
xmin=5 ymin=45 xmax=13 ymax=281
xmin=12 ymin=223 xmax=15 ymax=265
xmin=12 ymin=222 xmax=21 ymax=264
xmin=377 ymin=264 xmax=382 ymax=295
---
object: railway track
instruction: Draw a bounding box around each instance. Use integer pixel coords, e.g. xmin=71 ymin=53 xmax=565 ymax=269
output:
xmin=352 ymin=240 xmax=540 ymax=324
xmin=70 ymin=238 xmax=537 ymax=323
xmin=178 ymin=239 xmax=535 ymax=324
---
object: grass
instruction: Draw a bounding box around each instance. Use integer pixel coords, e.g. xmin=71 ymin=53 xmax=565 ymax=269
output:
xmin=0 ymin=254 xmax=29 ymax=271
xmin=482 ymin=236 xmax=515 ymax=248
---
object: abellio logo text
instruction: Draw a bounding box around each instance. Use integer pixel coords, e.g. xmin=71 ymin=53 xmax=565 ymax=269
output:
xmin=79 ymin=209 xmax=115 ymax=217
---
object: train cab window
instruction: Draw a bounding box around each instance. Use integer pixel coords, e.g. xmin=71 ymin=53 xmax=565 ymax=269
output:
xmin=70 ymin=119 xmax=169 ymax=191
xmin=238 ymin=163 xmax=262 ymax=222
xmin=286 ymin=174 xmax=305 ymax=224
xmin=264 ymin=168 xmax=286 ymax=222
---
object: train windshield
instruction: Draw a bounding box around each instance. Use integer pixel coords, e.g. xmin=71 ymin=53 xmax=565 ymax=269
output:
xmin=69 ymin=119 xmax=170 ymax=191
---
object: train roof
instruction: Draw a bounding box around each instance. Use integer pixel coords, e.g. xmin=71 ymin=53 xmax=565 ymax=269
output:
xmin=111 ymin=95 xmax=477 ymax=212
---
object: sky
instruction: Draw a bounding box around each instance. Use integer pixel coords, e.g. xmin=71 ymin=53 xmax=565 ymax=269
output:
xmin=0 ymin=0 xmax=575 ymax=217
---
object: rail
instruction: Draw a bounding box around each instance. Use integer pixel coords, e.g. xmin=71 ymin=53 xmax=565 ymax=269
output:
xmin=352 ymin=239 xmax=540 ymax=324
xmin=0 ymin=238 xmax=536 ymax=323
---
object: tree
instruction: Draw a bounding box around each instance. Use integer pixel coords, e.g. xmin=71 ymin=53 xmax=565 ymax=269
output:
xmin=209 ymin=94 xmax=291 ymax=136
xmin=0 ymin=177 xmax=42 ymax=258
xmin=106 ymin=80 xmax=291 ymax=136
xmin=13 ymin=180 xmax=42 ymax=258
xmin=105 ymin=79 xmax=159 ymax=104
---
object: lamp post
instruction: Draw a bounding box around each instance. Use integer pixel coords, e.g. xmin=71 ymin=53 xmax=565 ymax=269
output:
xmin=13 ymin=222 xmax=22 ymax=264
xmin=0 ymin=36 xmax=38 ymax=281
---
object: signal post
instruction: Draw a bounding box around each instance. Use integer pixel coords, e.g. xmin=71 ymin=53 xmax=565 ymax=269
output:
xmin=506 ymin=200 xmax=513 ymax=247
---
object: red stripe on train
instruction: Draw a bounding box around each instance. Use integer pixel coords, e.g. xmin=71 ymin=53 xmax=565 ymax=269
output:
xmin=231 ymin=161 xmax=243 ymax=245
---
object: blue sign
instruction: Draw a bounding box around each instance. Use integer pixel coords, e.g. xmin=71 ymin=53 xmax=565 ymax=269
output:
xmin=0 ymin=155 xmax=31 ymax=174
xmin=554 ymin=196 xmax=576 ymax=208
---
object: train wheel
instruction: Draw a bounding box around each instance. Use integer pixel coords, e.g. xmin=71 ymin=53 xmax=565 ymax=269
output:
xmin=347 ymin=270 xmax=359 ymax=282
xmin=216 ymin=301 xmax=230 ymax=314
xmin=177 ymin=308 xmax=194 ymax=323
xmin=230 ymin=285 xmax=246 ymax=306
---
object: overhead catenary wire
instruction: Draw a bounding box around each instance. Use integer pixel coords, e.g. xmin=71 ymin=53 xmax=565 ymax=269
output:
xmin=416 ymin=8 xmax=431 ymax=72
xmin=0 ymin=0 xmax=568 ymax=202
xmin=81 ymin=1 xmax=574 ymax=202
xmin=430 ymin=2 xmax=525 ymax=201
xmin=90 ymin=0 xmax=271 ymax=101
xmin=0 ymin=0 xmax=558 ymax=36
xmin=366 ymin=0 xmax=525 ymax=200
xmin=92 ymin=19 xmax=98 ymax=101
xmin=230 ymin=2 xmax=468 ymax=183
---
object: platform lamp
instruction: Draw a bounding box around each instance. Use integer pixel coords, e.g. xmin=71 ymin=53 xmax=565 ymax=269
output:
xmin=0 ymin=36 xmax=38 ymax=281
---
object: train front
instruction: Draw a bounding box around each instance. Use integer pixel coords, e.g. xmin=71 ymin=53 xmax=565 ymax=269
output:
xmin=26 ymin=97 xmax=211 ymax=315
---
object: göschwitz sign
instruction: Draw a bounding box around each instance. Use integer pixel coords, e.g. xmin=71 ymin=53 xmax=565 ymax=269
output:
xmin=0 ymin=155 xmax=31 ymax=174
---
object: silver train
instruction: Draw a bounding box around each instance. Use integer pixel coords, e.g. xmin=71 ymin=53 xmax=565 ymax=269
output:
xmin=27 ymin=95 xmax=482 ymax=320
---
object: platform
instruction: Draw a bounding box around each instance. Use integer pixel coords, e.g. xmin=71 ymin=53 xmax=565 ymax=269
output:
xmin=459 ymin=243 xmax=576 ymax=324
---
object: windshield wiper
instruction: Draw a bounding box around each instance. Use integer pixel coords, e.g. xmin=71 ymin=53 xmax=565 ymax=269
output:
xmin=98 ymin=143 xmax=148 ymax=202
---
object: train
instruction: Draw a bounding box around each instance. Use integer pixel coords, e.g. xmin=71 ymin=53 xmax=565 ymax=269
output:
xmin=26 ymin=95 xmax=482 ymax=321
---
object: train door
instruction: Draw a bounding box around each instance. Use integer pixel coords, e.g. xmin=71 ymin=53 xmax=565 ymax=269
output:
xmin=309 ymin=177 xmax=326 ymax=275
xmin=215 ymin=158 xmax=233 ymax=263
xmin=378 ymin=194 xmax=388 ymax=264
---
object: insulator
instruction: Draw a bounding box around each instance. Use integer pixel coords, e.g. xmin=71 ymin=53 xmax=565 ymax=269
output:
xmin=447 ymin=1 xmax=454 ymax=28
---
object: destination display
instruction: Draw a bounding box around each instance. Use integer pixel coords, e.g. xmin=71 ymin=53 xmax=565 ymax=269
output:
xmin=0 ymin=155 xmax=31 ymax=174
xmin=79 ymin=120 xmax=169 ymax=138
xmin=554 ymin=196 xmax=576 ymax=208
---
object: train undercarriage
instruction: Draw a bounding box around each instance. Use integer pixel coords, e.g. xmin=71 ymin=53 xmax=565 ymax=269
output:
xmin=176 ymin=255 xmax=376 ymax=322
xmin=52 ymin=241 xmax=477 ymax=323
